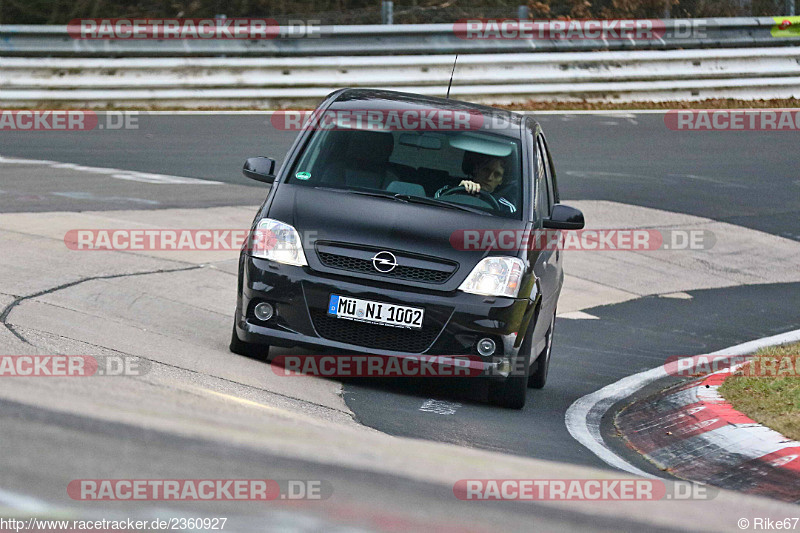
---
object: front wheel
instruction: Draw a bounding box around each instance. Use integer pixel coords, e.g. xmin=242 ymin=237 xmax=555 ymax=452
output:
xmin=528 ymin=311 xmax=555 ymax=389
xmin=488 ymin=368 xmax=528 ymax=409
xmin=229 ymin=323 xmax=270 ymax=360
xmin=488 ymin=324 xmax=533 ymax=409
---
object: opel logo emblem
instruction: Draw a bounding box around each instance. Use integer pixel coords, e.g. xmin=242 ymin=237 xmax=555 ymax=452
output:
xmin=371 ymin=251 xmax=398 ymax=273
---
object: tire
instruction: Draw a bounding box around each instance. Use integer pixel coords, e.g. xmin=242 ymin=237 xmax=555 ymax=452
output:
xmin=229 ymin=323 xmax=270 ymax=360
xmin=488 ymin=371 xmax=527 ymax=409
xmin=488 ymin=328 xmax=532 ymax=409
xmin=528 ymin=311 xmax=555 ymax=389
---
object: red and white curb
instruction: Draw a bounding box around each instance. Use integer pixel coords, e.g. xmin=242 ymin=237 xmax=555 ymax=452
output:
xmin=566 ymin=329 xmax=800 ymax=484
xmin=616 ymin=364 xmax=800 ymax=502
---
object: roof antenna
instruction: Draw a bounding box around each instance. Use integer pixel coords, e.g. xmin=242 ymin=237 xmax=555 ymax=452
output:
xmin=446 ymin=54 xmax=458 ymax=99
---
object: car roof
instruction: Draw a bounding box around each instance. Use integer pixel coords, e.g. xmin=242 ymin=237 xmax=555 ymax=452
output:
xmin=328 ymin=88 xmax=530 ymax=139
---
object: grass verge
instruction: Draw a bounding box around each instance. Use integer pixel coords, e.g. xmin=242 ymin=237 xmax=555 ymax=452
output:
xmin=718 ymin=342 xmax=800 ymax=441
xmin=499 ymin=98 xmax=800 ymax=111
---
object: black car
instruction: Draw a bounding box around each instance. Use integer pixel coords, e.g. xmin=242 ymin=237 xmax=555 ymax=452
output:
xmin=230 ymin=88 xmax=584 ymax=408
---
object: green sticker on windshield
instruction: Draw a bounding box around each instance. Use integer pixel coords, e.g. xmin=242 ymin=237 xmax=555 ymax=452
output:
xmin=295 ymin=171 xmax=311 ymax=180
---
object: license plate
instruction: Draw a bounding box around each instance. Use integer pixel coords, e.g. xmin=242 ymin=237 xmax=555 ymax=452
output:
xmin=328 ymin=295 xmax=424 ymax=330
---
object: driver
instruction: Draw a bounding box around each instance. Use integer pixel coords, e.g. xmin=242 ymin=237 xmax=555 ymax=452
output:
xmin=434 ymin=154 xmax=516 ymax=213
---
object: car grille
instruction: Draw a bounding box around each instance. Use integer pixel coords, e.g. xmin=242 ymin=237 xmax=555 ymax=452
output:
xmin=318 ymin=252 xmax=452 ymax=284
xmin=310 ymin=309 xmax=439 ymax=353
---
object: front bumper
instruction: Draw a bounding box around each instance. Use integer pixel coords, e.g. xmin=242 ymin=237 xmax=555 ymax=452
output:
xmin=235 ymin=255 xmax=539 ymax=376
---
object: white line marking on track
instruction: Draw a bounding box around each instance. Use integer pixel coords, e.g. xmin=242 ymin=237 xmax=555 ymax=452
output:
xmin=0 ymin=488 xmax=52 ymax=513
xmin=51 ymin=191 xmax=160 ymax=204
xmin=565 ymin=328 xmax=800 ymax=478
xmin=0 ymin=155 xmax=223 ymax=185
xmin=0 ymin=156 xmax=54 ymax=165
xmin=88 ymin=110 xmax=666 ymax=116
xmin=109 ymin=171 xmax=221 ymax=184
xmin=558 ymin=311 xmax=599 ymax=320
xmin=419 ymin=399 xmax=461 ymax=415
xmin=659 ymin=292 xmax=693 ymax=299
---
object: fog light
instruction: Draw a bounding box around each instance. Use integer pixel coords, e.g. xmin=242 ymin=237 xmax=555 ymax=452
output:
xmin=254 ymin=302 xmax=274 ymax=321
xmin=477 ymin=337 xmax=496 ymax=357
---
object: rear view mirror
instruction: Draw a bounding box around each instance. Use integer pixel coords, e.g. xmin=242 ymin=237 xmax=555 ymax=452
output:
xmin=243 ymin=157 xmax=277 ymax=184
xmin=543 ymin=204 xmax=585 ymax=230
xmin=399 ymin=133 xmax=442 ymax=150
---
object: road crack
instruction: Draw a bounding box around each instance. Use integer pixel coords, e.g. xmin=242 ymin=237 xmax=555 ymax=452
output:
xmin=0 ymin=265 xmax=202 ymax=345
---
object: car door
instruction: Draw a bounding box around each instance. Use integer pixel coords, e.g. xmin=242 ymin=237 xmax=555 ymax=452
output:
xmin=534 ymin=133 xmax=561 ymax=325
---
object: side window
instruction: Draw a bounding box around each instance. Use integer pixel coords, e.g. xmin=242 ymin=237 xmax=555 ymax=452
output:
xmin=536 ymin=137 xmax=553 ymax=216
xmin=534 ymin=140 xmax=548 ymax=219
xmin=539 ymin=135 xmax=558 ymax=205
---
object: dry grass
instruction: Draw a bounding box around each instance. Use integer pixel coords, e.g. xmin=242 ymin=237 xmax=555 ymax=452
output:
xmin=498 ymin=98 xmax=800 ymax=110
xmin=718 ymin=342 xmax=800 ymax=441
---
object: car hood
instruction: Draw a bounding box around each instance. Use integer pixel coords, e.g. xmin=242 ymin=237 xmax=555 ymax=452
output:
xmin=267 ymin=184 xmax=528 ymax=278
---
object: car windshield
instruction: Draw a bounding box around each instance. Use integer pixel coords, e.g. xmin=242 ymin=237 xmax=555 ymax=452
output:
xmin=288 ymin=126 xmax=523 ymax=219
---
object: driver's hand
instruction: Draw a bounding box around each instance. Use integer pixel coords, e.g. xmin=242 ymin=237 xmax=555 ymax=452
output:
xmin=459 ymin=180 xmax=481 ymax=195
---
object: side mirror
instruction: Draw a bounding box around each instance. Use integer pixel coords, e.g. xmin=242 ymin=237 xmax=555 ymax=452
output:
xmin=243 ymin=157 xmax=277 ymax=184
xmin=543 ymin=204 xmax=585 ymax=230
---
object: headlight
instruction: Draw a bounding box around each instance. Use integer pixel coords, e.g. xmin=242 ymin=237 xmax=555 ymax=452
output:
xmin=250 ymin=219 xmax=308 ymax=267
xmin=458 ymin=257 xmax=525 ymax=297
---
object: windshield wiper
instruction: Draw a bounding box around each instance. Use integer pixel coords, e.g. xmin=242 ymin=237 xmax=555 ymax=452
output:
xmin=394 ymin=194 xmax=491 ymax=216
xmin=356 ymin=190 xmax=410 ymax=202
xmin=313 ymin=187 xmax=407 ymax=202
xmin=312 ymin=187 xmax=490 ymax=215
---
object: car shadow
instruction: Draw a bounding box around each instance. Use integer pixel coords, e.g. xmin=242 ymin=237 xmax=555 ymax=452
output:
xmin=265 ymin=345 xmax=493 ymax=406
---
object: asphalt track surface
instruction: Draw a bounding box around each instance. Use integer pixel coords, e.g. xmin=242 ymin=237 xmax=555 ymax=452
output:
xmin=1 ymin=112 xmax=799 ymax=529
xmin=1 ymin=112 xmax=797 ymax=240
xmin=3 ymin=398 xmax=675 ymax=533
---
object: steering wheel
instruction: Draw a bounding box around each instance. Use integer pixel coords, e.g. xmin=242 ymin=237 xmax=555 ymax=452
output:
xmin=439 ymin=186 xmax=501 ymax=210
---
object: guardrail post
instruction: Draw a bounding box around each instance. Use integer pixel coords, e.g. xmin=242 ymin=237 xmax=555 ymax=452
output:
xmin=382 ymin=1 xmax=394 ymax=24
xmin=787 ymin=0 xmax=796 ymax=16
xmin=517 ymin=5 xmax=531 ymax=18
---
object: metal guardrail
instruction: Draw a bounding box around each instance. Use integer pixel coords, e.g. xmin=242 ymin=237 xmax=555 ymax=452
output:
xmin=0 ymin=18 xmax=799 ymax=56
xmin=2 ymin=47 xmax=800 ymax=106
xmin=1 ymin=19 xmax=799 ymax=105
